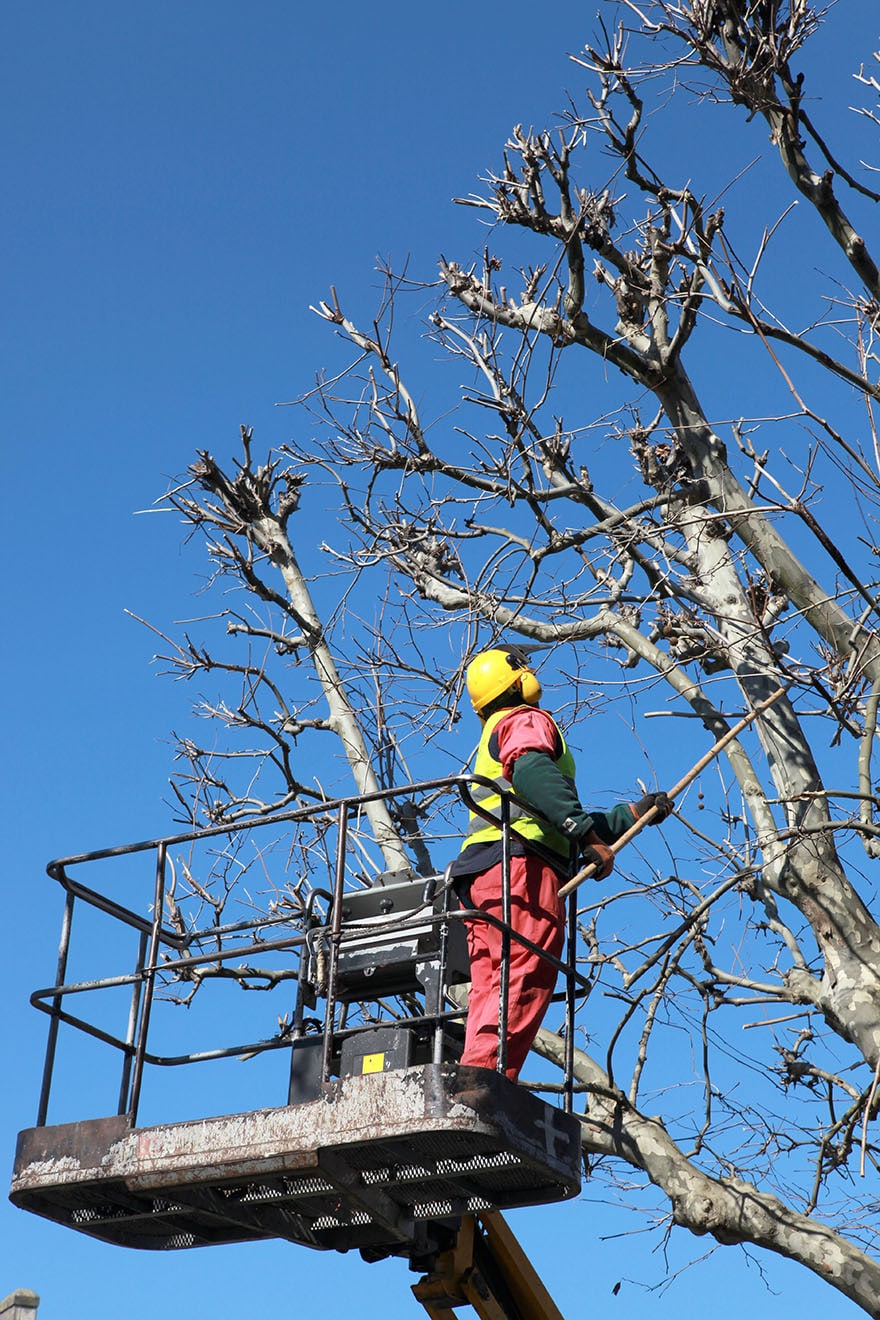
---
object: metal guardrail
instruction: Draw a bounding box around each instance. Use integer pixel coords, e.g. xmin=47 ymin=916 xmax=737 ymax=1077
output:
xmin=31 ymin=776 xmax=591 ymax=1128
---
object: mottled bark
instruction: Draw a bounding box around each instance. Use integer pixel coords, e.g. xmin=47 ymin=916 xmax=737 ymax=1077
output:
xmin=536 ymin=1029 xmax=880 ymax=1317
xmin=174 ymin=442 xmax=411 ymax=874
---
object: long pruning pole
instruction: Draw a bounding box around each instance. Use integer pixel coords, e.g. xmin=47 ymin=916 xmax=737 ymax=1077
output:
xmin=558 ymin=686 xmax=786 ymax=899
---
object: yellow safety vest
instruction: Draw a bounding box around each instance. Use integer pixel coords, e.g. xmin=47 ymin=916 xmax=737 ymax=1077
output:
xmin=462 ymin=706 xmax=577 ymax=861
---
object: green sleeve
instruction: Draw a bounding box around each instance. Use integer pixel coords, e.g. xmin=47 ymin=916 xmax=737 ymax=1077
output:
xmin=586 ymin=802 xmax=638 ymax=844
xmin=511 ymin=750 xmax=593 ymax=836
xmin=511 ymin=751 xmax=637 ymax=842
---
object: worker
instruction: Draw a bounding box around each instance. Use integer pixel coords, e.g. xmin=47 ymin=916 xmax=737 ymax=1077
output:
xmin=451 ymin=646 xmax=671 ymax=1081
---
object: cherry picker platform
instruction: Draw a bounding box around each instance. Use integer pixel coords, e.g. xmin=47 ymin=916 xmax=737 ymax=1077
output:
xmin=13 ymin=1064 xmax=580 ymax=1256
xmin=11 ymin=778 xmax=587 ymax=1271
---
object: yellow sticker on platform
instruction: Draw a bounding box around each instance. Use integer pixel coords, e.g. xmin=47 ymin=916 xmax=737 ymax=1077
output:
xmin=362 ymin=1052 xmax=385 ymax=1074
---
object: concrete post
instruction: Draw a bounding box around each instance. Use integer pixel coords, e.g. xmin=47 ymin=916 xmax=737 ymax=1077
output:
xmin=0 ymin=1292 xmax=39 ymax=1320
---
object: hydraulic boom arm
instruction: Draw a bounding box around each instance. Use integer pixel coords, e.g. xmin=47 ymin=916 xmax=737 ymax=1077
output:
xmin=412 ymin=1211 xmax=564 ymax=1320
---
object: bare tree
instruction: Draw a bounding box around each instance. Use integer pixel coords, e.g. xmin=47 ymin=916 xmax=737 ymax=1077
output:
xmin=157 ymin=3 xmax=880 ymax=1313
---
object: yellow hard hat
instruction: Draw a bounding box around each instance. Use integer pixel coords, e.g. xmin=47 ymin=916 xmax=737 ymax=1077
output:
xmin=466 ymin=648 xmax=542 ymax=713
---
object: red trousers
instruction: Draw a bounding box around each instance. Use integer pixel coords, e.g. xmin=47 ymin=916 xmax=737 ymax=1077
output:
xmin=460 ymin=855 xmax=564 ymax=1080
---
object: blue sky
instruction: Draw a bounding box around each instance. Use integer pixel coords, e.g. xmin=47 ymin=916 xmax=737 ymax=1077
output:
xmin=4 ymin=2 xmax=880 ymax=1317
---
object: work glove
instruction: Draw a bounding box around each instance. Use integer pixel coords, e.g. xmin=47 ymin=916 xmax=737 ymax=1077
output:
xmin=560 ymin=814 xmax=614 ymax=879
xmin=633 ymin=791 xmax=673 ymax=824
xmin=580 ymin=838 xmax=614 ymax=880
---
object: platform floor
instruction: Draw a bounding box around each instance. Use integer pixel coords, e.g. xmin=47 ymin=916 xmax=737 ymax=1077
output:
xmin=11 ymin=1065 xmax=582 ymax=1254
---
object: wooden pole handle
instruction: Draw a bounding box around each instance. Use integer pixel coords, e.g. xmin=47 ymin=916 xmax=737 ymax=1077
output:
xmin=558 ymin=686 xmax=786 ymax=899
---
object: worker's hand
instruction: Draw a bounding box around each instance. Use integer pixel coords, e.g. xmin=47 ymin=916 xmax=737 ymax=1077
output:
xmin=581 ymin=840 xmax=614 ymax=880
xmin=633 ymin=791 xmax=673 ymax=824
